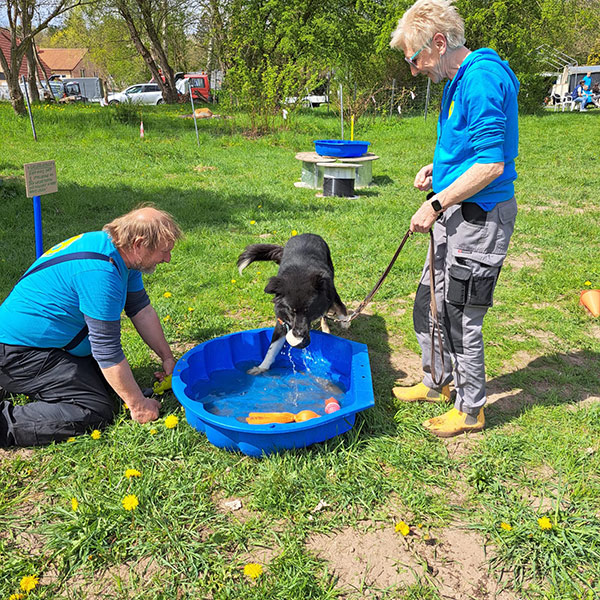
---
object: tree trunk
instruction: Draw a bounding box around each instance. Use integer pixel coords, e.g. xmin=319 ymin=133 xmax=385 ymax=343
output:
xmin=118 ymin=2 xmax=164 ymax=91
xmin=135 ymin=0 xmax=178 ymax=102
xmin=26 ymin=40 xmax=40 ymax=102
xmin=9 ymin=72 xmax=26 ymax=115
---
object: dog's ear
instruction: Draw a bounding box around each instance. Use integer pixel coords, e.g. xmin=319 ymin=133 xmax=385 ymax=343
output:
xmin=264 ymin=276 xmax=281 ymax=295
xmin=311 ymin=272 xmax=331 ymax=292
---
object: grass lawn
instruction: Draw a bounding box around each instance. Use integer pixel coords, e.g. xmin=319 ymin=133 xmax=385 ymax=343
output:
xmin=0 ymin=101 xmax=599 ymax=600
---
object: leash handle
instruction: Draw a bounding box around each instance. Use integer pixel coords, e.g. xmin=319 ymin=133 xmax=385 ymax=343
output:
xmin=428 ymin=229 xmax=445 ymax=387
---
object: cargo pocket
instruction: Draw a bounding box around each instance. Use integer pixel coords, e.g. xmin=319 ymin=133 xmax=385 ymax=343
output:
xmin=447 ymin=264 xmax=471 ymax=305
xmin=469 ymin=274 xmax=496 ymax=307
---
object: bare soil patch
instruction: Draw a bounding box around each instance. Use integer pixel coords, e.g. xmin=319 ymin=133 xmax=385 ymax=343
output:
xmin=307 ymin=520 xmax=517 ymax=599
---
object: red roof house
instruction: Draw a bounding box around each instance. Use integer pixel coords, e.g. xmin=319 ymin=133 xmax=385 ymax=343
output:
xmin=37 ymin=47 xmax=101 ymax=78
xmin=0 ymin=27 xmax=52 ymax=82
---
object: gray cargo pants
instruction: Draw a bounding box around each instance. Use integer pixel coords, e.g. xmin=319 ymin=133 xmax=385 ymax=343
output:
xmin=413 ymin=198 xmax=517 ymax=416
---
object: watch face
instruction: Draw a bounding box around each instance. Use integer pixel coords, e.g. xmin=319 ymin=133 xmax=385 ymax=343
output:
xmin=431 ymin=199 xmax=443 ymax=212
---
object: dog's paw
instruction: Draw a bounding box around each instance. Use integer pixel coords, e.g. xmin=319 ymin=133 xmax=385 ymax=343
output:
xmin=247 ymin=366 xmax=267 ymax=375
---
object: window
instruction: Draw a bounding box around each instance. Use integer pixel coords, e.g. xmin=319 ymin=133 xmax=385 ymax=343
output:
xmin=80 ymin=69 xmax=86 ymax=77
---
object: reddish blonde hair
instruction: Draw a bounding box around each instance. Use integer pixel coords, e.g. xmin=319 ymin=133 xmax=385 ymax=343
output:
xmin=103 ymin=205 xmax=183 ymax=251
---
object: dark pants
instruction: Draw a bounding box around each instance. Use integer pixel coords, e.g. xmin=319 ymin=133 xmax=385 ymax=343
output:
xmin=0 ymin=344 xmax=115 ymax=447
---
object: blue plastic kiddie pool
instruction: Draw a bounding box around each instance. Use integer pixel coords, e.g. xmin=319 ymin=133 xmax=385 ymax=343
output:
xmin=171 ymin=328 xmax=374 ymax=457
xmin=314 ymin=139 xmax=370 ymax=158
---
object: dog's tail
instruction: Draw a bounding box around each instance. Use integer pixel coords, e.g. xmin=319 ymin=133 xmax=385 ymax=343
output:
xmin=237 ymin=244 xmax=284 ymax=274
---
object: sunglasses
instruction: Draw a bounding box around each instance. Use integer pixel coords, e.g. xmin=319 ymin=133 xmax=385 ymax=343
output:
xmin=404 ymin=37 xmax=433 ymax=68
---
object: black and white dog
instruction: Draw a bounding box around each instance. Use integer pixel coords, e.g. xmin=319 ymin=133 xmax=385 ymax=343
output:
xmin=237 ymin=233 xmax=349 ymax=374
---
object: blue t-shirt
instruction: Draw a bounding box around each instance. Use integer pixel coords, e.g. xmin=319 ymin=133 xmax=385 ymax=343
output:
xmin=433 ymin=48 xmax=520 ymax=211
xmin=0 ymin=231 xmax=144 ymax=356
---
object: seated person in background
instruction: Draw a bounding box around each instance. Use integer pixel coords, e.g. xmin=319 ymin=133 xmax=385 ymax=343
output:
xmin=572 ymin=82 xmax=593 ymax=111
xmin=570 ymin=80 xmax=584 ymax=110
xmin=0 ymin=205 xmax=183 ymax=447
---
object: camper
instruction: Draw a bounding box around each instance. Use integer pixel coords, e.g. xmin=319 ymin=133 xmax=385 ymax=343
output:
xmin=550 ymin=65 xmax=600 ymax=100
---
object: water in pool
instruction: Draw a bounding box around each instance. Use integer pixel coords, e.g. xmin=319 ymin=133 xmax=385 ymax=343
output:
xmin=190 ymin=347 xmax=347 ymax=420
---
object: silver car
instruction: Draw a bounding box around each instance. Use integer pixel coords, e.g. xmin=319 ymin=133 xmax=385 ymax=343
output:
xmin=107 ymin=83 xmax=164 ymax=105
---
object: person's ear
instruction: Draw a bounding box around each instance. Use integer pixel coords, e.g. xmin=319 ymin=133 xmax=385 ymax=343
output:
xmin=433 ymin=32 xmax=447 ymax=56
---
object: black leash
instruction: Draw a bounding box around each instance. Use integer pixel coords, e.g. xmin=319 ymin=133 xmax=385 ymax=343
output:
xmin=327 ymin=228 xmax=413 ymax=323
xmin=327 ymin=225 xmax=445 ymax=387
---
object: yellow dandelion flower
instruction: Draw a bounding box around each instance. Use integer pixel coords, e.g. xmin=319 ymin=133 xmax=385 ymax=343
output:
xmin=125 ymin=468 xmax=141 ymax=479
xmin=20 ymin=575 xmax=39 ymax=592
xmin=258 ymin=204 xmax=262 ymax=208
xmin=163 ymin=291 xmax=172 ymax=298
xmin=231 ymin=279 xmax=236 ymax=284
xmin=243 ymin=563 xmax=263 ymax=579
xmin=188 ymin=306 xmax=194 ymax=312
xmin=250 ymin=220 xmax=256 ymax=225
xmin=67 ymin=437 xmax=76 ymax=442
xmin=395 ymin=521 xmax=410 ymax=536
xmin=538 ymin=516 xmax=552 ymax=530
xmin=584 ymin=281 xmax=592 ymax=286
xmin=163 ymin=315 xmax=171 ymax=322
xmin=417 ymin=523 xmax=423 ymax=528
xmin=500 ymin=522 xmax=512 ymax=531
xmin=9 ymin=593 xmax=25 ymax=600
xmin=291 ymin=230 xmax=298 ymax=236
xmin=149 ymin=428 xmax=158 ymax=435
xmin=164 ymin=415 xmax=179 ymax=429
xmin=71 ymin=497 xmax=79 ymax=511
xmin=122 ymin=494 xmax=139 ymax=511
xmin=90 ymin=429 xmax=101 ymax=440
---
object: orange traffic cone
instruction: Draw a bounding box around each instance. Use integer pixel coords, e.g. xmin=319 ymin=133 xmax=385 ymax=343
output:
xmin=580 ymin=289 xmax=600 ymax=317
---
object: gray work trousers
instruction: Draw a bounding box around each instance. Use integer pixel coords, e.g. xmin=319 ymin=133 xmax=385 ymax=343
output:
xmin=0 ymin=344 xmax=115 ymax=447
xmin=413 ymin=198 xmax=517 ymax=416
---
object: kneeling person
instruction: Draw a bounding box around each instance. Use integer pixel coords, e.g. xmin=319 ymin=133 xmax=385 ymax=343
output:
xmin=0 ymin=206 xmax=182 ymax=447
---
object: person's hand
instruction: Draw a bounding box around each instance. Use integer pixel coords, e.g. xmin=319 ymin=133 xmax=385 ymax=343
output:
xmin=414 ymin=164 xmax=433 ymax=191
xmin=129 ymin=395 xmax=161 ymax=424
xmin=410 ymin=200 xmax=439 ymax=234
xmin=154 ymin=356 xmax=176 ymax=381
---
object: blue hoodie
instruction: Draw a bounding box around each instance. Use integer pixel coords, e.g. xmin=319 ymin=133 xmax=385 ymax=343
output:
xmin=433 ymin=48 xmax=520 ymax=211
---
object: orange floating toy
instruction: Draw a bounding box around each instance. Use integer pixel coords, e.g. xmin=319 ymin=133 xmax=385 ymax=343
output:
xmin=580 ymin=289 xmax=600 ymax=317
xmin=294 ymin=410 xmax=320 ymax=422
xmin=246 ymin=412 xmax=295 ymax=425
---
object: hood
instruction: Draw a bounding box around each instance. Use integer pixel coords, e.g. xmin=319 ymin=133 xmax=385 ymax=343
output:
xmin=455 ymin=48 xmax=520 ymax=94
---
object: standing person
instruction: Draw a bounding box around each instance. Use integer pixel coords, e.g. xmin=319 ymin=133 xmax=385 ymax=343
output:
xmin=582 ymin=71 xmax=592 ymax=91
xmin=0 ymin=206 xmax=183 ymax=447
xmin=389 ymin=0 xmax=519 ymax=437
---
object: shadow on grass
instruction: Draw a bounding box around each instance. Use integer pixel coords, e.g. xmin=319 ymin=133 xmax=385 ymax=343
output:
xmin=486 ymin=350 xmax=600 ymax=429
xmin=0 ymin=179 xmax=344 ymax=290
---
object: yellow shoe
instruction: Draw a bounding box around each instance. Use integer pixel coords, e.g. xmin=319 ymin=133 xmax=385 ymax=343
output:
xmin=422 ymin=407 xmax=484 ymax=438
xmin=392 ymin=382 xmax=451 ymax=403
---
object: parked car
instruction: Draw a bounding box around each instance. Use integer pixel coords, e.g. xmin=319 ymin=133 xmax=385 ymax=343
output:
xmin=106 ymin=83 xmax=163 ymax=105
xmin=175 ymin=73 xmax=212 ymax=103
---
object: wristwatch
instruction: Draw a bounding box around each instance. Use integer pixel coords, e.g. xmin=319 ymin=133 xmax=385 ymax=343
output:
xmin=430 ymin=196 xmax=443 ymax=214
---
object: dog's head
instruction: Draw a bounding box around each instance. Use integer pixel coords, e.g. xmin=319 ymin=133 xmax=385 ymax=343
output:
xmin=265 ymin=271 xmax=334 ymax=348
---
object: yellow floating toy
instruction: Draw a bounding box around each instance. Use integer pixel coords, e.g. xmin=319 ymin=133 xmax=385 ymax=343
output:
xmin=246 ymin=410 xmax=321 ymax=424
xmin=153 ymin=374 xmax=172 ymax=395
xmin=246 ymin=412 xmax=295 ymax=425
xmin=294 ymin=410 xmax=320 ymax=422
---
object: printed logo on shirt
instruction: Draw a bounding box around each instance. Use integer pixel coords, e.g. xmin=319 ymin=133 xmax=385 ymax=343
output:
xmin=44 ymin=234 xmax=84 ymax=256
xmin=448 ymin=101 xmax=454 ymax=119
